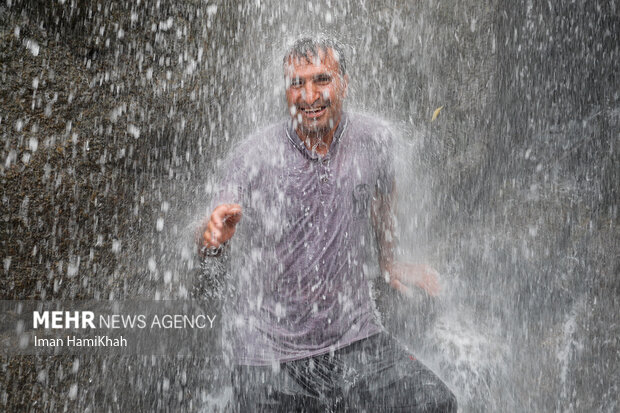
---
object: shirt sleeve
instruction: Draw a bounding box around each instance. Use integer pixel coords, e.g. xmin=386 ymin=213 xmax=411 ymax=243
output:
xmin=375 ymin=127 xmax=395 ymax=197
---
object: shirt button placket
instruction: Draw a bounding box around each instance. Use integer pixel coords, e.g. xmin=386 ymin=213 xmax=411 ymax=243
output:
xmin=320 ymin=157 xmax=330 ymax=184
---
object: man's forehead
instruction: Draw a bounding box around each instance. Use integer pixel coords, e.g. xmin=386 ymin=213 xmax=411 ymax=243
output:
xmin=284 ymin=48 xmax=340 ymax=73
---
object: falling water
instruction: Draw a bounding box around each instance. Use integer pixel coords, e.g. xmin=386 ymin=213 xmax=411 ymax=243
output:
xmin=1 ymin=0 xmax=617 ymax=411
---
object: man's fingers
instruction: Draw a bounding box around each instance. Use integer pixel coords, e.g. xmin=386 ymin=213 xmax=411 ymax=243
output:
xmin=223 ymin=205 xmax=243 ymax=226
xmin=418 ymin=273 xmax=441 ymax=296
xmin=225 ymin=211 xmax=242 ymax=225
xmin=197 ymin=204 xmax=243 ymax=252
xmin=212 ymin=206 xmax=227 ymax=229
xmin=424 ymin=265 xmax=440 ymax=278
xmin=420 ymin=278 xmax=440 ymax=296
xmin=389 ymin=278 xmax=414 ymax=298
xmin=390 ymin=262 xmax=442 ymax=297
xmin=213 ymin=204 xmax=242 ymax=227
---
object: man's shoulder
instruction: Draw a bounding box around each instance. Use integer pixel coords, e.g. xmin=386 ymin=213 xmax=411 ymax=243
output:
xmin=346 ymin=112 xmax=394 ymax=145
xmin=224 ymin=121 xmax=287 ymax=169
xmin=347 ymin=112 xmax=390 ymax=129
xmin=250 ymin=121 xmax=286 ymax=139
xmin=232 ymin=122 xmax=285 ymax=153
xmin=231 ymin=122 xmax=285 ymax=151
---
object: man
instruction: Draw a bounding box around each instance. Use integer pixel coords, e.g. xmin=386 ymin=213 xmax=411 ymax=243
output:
xmin=197 ymin=37 xmax=457 ymax=412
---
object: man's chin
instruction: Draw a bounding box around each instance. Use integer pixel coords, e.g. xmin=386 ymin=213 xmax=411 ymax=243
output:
xmin=301 ymin=126 xmax=329 ymax=136
xmin=299 ymin=119 xmax=330 ymax=133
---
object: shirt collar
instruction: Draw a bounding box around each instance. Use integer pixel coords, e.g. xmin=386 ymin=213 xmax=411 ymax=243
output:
xmin=285 ymin=113 xmax=349 ymax=160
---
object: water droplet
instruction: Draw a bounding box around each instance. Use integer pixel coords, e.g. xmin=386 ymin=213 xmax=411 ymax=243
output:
xmin=128 ymin=124 xmax=140 ymax=139
xmin=67 ymin=262 xmax=79 ymax=277
xmin=68 ymin=384 xmax=78 ymax=400
xmin=25 ymin=39 xmax=40 ymax=56
xmin=37 ymin=370 xmax=47 ymax=383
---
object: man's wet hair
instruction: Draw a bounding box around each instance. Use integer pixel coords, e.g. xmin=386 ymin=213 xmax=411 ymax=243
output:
xmin=283 ymin=37 xmax=347 ymax=77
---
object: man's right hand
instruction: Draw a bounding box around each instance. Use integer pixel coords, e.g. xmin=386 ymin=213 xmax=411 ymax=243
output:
xmin=197 ymin=204 xmax=243 ymax=254
xmin=385 ymin=262 xmax=441 ymax=297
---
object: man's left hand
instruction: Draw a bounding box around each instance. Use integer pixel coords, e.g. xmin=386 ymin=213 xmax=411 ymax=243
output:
xmin=386 ymin=262 xmax=441 ymax=297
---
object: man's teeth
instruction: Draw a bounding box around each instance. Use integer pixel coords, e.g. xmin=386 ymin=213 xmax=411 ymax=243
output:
xmin=303 ymin=107 xmax=325 ymax=113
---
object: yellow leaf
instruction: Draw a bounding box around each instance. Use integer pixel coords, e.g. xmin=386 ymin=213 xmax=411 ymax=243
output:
xmin=431 ymin=106 xmax=444 ymax=122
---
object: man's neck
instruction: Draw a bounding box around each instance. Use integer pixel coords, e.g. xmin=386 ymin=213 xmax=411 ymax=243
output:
xmin=295 ymin=117 xmax=341 ymax=157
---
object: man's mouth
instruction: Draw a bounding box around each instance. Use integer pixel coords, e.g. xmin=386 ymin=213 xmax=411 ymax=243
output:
xmin=300 ymin=105 xmax=328 ymax=119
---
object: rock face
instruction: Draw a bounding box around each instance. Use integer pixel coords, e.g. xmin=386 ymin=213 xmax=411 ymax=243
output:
xmin=1 ymin=1 xmax=241 ymax=411
xmin=1 ymin=0 xmax=242 ymax=301
xmin=1 ymin=0 xmax=617 ymax=411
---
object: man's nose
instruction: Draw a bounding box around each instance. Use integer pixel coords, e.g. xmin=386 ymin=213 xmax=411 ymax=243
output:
xmin=302 ymin=81 xmax=318 ymax=104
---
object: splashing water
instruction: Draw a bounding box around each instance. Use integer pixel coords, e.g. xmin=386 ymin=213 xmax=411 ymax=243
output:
xmin=1 ymin=0 xmax=617 ymax=411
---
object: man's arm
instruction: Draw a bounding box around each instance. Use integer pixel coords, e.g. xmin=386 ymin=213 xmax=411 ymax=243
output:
xmin=196 ymin=204 xmax=243 ymax=258
xmin=371 ymin=183 xmax=441 ymax=297
xmin=371 ymin=183 xmax=397 ymax=279
xmin=192 ymin=203 xmax=242 ymax=300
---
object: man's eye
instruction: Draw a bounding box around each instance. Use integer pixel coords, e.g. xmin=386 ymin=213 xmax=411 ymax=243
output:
xmin=290 ymin=78 xmax=303 ymax=87
xmin=315 ymin=75 xmax=331 ymax=85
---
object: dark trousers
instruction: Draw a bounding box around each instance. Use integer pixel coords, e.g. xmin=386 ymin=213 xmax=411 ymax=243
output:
xmin=232 ymin=333 xmax=457 ymax=412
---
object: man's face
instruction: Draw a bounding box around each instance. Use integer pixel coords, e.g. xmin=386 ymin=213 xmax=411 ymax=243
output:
xmin=284 ymin=48 xmax=348 ymax=135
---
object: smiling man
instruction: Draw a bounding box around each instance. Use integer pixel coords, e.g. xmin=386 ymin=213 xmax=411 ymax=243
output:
xmin=197 ymin=37 xmax=456 ymax=412
xmin=284 ymin=41 xmax=347 ymax=156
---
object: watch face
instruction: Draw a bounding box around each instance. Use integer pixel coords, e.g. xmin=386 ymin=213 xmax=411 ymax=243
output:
xmin=201 ymin=245 xmax=222 ymax=257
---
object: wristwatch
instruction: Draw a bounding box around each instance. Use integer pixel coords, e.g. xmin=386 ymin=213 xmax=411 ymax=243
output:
xmin=201 ymin=242 xmax=228 ymax=258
